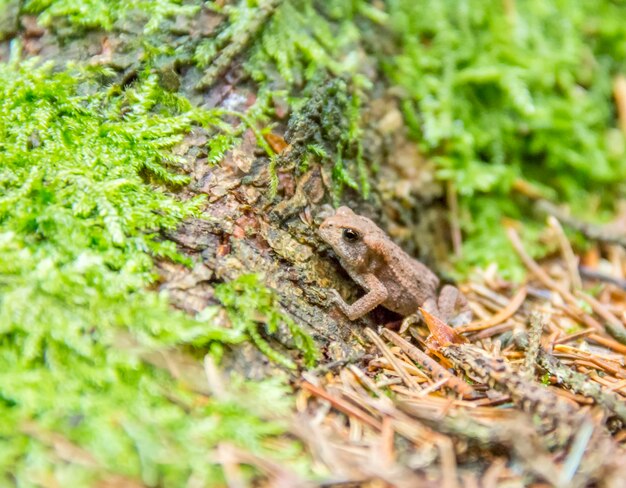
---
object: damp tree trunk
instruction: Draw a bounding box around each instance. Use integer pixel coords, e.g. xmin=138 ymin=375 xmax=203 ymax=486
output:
xmin=113 ymin=4 xmax=455 ymax=374
xmin=0 ymin=0 xmax=453 ymax=373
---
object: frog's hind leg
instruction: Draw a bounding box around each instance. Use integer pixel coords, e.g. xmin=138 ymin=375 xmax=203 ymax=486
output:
xmin=438 ymin=285 xmax=472 ymax=326
xmin=400 ymin=296 xmax=438 ymax=334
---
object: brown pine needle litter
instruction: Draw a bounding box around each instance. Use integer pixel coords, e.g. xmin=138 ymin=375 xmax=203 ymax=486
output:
xmin=295 ymin=222 xmax=626 ymax=487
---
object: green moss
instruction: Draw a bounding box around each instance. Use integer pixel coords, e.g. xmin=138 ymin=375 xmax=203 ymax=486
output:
xmin=196 ymin=0 xmax=374 ymax=199
xmin=23 ymin=0 xmax=197 ymax=32
xmin=382 ymin=0 xmax=626 ymax=276
xmin=215 ymin=274 xmax=319 ymax=369
xmin=244 ymin=0 xmax=356 ymax=85
xmin=0 ymin=52 xmax=315 ymax=484
xmin=280 ymin=78 xmax=371 ymax=200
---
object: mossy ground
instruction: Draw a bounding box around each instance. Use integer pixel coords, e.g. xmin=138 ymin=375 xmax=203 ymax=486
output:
xmin=1 ymin=0 xmax=625 ymax=485
xmin=0 ymin=47 xmax=316 ymax=485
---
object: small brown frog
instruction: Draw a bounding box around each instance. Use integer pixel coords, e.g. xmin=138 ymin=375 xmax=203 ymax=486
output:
xmin=319 ymin=206 xmax=471 ymax=324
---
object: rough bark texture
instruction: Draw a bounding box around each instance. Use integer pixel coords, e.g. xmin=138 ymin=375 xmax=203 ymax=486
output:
xmin=0 ymin=1 xmax=456 ymax=375
xmin=160 ymin=81 xmax=452 ymax=374
xmin=85 ymin=8 xmax=456 ymax=373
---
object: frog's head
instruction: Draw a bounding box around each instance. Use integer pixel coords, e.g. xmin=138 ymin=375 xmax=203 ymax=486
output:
xmin=319 ymin=206 xmax=382 ymax=269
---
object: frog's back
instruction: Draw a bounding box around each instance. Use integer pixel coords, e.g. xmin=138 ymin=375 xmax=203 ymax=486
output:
xmin=378 ymin=247 xmax=440 ymax=316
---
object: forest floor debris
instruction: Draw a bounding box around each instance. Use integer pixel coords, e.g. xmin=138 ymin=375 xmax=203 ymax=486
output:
xmin=286 ymin=227 xmax=626 ymax=487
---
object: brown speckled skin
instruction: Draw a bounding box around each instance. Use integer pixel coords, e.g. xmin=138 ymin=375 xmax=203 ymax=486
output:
xmin=319 ymin=206 xmax=470 ymax=323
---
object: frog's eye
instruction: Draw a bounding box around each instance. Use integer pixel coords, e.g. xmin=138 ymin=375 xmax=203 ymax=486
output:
xmin=342 ymin=228 xmax=360 ymax=243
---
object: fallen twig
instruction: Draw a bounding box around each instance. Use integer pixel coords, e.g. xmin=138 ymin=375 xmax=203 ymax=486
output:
xmin=536 ymin=200 xmax=626 ymax=248
xmin=459 ymin=286 xmax=527 ymax=333
xmin=579 ymin=265 xmax=626 ymax=291
xmin=548 ymin=215 xmax=582 ymax=289
xmin=521 ymin=311 xmax=546 ymax=379
xmin=514 ymin=333 xmax=626 ymax=423
xmin=381 ymin=328 xmax=476 ymax=398
xmin=507 ymin=226 xmax=604 ymax=332
xmin=573 ymin=289 xmax=626 ymax=345
xmin=300 ymin=381 xmax=382 ymax=431
xmin=365 ymin=328 xmax=422 ymax=392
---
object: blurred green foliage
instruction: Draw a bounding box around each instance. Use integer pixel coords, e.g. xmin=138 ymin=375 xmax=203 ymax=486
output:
xmin=22 ymin=0 xmax=198 ymax=32
xmin=383 ymin=0 xmax=626 ymax=275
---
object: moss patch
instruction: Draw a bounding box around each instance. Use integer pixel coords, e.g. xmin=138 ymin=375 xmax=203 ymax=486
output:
xmin=382 ymin=0 xmax=626 ymax=275
xmin=0 ymin=51 xmax=314 ymax=484
xmin=22 ymin=0 xmax=197 ymax=32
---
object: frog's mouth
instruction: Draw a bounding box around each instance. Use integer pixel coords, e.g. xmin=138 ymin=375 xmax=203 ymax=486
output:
xmin=317 ymin=220 xmax=335 ymax=243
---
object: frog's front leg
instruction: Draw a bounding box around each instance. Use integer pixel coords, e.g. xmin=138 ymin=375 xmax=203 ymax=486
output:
xmin=328 ymin=273 xmax=388 ymax=321
xmin=437 ymin=285 xmax=472 ymax=325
